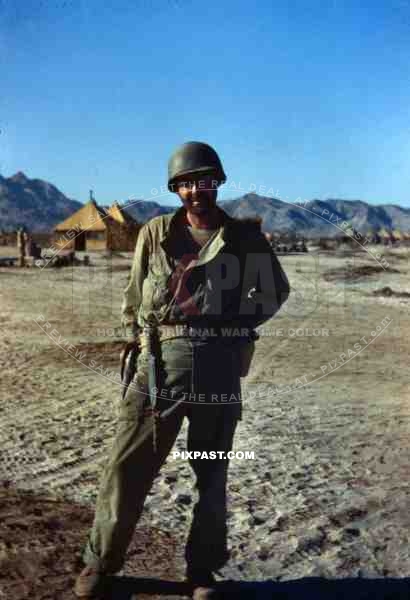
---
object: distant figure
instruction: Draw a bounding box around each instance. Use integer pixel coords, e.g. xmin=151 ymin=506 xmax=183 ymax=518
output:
xmin=21 ymin=231 xmax=42 ymax=261
xmin=24 ymin=232 xmax=35 ymax=257
xmin=17 ymin=227 xmax=26 ymax=267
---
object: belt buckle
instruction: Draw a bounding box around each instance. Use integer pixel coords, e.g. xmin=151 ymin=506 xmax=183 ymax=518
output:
xmin=176 ymin=323 xmax=189 ymax=337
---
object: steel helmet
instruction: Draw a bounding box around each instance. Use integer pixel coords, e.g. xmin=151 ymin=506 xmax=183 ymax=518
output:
xmin=168 ymin=141 xmax=227 ymax=192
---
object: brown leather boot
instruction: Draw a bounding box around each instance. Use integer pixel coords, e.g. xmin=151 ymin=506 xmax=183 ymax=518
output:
xmin=74 ymin=565 xmax=107 ymax=598
xmin=191 ymin=585 xmax=217 ymax=600
xmin=186 ymin=568 xmax=217 ymax=599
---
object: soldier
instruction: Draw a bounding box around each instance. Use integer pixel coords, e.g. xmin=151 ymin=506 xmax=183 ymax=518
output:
xmin=17 ymin=227 xmax=26 ymax=268
xmin=74 ymin=141 xmax=290 ymax=599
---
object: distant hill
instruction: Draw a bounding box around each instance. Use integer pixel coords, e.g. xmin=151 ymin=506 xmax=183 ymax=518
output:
xmin=0 ymin=172 xmax=82 ymax=232
xmin=122 ymin=199 xmax=175 ymax=223
xmin=1 ymin=173 xmax=409 ymax=237
xmin=124 ymin=194 xmax=410 ymax=238
xmin=219 ymin=194 xmax=410 ymax=237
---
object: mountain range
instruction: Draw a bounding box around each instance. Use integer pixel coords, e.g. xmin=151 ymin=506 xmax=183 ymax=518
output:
xmin=123 ymin=194 xmax=410 ymax=238
xmin=1 ymin=172 xmax=410 ymax=237
xmin=0 ymin=172 xmax=82 ymax=233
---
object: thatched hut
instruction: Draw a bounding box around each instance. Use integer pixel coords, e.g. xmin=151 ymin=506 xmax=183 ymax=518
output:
xmin=53 ymin=194 xmax=140 ymax=252
xmin=392 ymin=229 xmax=403 ymax=242
xmin=378 ymin=228 xmax=394 ymax=246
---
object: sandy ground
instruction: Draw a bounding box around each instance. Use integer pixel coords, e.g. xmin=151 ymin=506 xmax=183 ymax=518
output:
xmin=0 ymin=244 xmax=410 ymax=598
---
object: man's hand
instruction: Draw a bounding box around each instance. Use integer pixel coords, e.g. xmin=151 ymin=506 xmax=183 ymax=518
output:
xmin=120 ymin=339 xmax=139 ymax=365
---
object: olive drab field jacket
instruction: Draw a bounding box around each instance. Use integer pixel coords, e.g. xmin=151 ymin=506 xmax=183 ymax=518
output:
xmin=121 ymin=206 xmax=290 ymax=332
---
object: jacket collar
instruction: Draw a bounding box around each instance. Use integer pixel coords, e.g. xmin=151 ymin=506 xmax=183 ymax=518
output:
xmin=159 ymin=205 xmax=238 ymax=256
xmin=163 ymin=205 xmax=236 ymax=236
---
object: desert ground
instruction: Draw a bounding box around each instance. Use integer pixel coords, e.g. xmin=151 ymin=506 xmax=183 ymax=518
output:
xmin=0 ymin=243 xmax=409 ymax=599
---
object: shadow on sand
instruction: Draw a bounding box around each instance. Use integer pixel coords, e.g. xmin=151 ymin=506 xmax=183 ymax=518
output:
xmin=101 ymin=574 xmax=410 ymax=599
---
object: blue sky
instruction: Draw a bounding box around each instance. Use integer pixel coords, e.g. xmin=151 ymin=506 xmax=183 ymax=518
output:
xmin=1 ymin=0 xmax=410 ymax=207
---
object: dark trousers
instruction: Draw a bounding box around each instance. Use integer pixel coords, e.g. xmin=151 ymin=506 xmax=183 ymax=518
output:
xmin=83 ymin=336 xmax=242 ymax=574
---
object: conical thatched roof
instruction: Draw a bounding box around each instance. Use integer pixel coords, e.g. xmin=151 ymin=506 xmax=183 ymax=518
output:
xmin=55 ymin=200 xmax=107 ymax=231
xmin=105 ymin=201 xmax=137 ymax=225
xmin=54 ymin=199 xmax=137 ymax=233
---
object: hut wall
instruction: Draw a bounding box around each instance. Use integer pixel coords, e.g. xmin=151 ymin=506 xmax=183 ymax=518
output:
xmin=85 ymin=230 xmax=107 ymax=251
xmin=0 ymin=232 xmax=17 ymax=246
xmin=126 ymin=226 xmax=140 ymax=251
xmin=109 ymin=222 xmax=140 ymax=251
xmin=51 ymin=232 xmax=75 ymax=251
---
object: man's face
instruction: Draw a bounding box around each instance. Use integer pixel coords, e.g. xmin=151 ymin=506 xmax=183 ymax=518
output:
xmin=174 ymin=172 xmax=218 ymax=215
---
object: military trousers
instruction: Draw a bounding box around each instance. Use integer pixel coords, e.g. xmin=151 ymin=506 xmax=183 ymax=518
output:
xmin=83 ymin=335 xmax=242 ymax=574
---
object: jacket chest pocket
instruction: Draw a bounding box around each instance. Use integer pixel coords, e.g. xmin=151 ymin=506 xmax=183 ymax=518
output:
xmin=148 ymin=252 xmax=172 ymax=276
xmin=142 ymin=265 xmax=174 ymax=321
